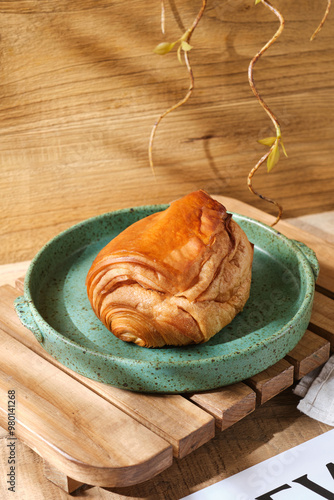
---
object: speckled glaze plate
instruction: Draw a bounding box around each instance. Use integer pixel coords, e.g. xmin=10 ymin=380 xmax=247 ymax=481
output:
xmin=15 ymin=204 xmax=319 ymax=393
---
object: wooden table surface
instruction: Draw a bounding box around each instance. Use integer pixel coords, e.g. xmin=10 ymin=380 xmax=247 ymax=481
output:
xmin=0 ymin=207 xmax=333 ymax=500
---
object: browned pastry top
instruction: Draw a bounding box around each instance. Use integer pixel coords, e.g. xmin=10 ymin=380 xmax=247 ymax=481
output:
xmin=86 ymin=190 xmax=233 ymax=296
xmin=86 ymin=190 xmax=253 ymax=347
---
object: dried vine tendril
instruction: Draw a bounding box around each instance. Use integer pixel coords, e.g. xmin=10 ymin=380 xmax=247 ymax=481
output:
xmin=150 ymin=0 xmax=331 ymax=217
xmin=149 ymin=0 xmax=207 ymax=174
xmin=311 ymin=0 xmax=331 ymax=41
xmin=248 ymin=0 xmax=286 ymax=226
xmin=161 ymin=0 xmax=166 ymax=34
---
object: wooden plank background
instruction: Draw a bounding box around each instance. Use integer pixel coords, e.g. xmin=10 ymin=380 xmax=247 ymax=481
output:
xmin=1 ymin=0 xmax=334 ymax=264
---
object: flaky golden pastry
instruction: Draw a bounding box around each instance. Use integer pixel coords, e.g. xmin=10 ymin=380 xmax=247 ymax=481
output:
xmin=86 ymin=190 xmax=253 ymax=347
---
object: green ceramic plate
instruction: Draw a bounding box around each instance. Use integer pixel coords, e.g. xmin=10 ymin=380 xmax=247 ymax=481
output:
xmin=15 ymin=204 xmax=319 ymax=393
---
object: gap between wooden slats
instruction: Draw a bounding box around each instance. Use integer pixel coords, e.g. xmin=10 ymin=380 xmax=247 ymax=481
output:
xmin=309 ymin=291 xmax=334 ymax=351
xmin=2 ymin=282 xmax=332 ymax=437
xmin=285 ymin=330 xmax=330 ymax=379
xmin=0 ymin=285 xmax=215 ymax=459
xmin=0 ymin=328 xmax=173 ymax=488
xmin=190 ymin=330 xmax=330 ymax=428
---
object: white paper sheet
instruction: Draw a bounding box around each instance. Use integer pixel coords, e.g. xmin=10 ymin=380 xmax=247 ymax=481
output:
xmin=182 ymin=429 xmax=334 ymax=500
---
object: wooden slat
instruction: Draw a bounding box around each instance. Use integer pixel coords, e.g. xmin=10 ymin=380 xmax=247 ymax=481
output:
xmin=245 ymin=359 xmax=295 ymax=405
xmin=189 ymin=328 xmax=330 ymax=427
xmin=0 ymin=262 xmax=30 ymax=289
xmin=0 ymin=328 xmax=172 ymax=488
xmin=285 ymin=330 xmax=330 ymax=380
xmin=189 ymin=383 xmax=256 ymax=431
xmin=15 ymin=275 xmax=25 ymax=293
xmin=0 ymin=285 xmax=215 ymax=459
xmin=309 ymin=291 xmax=334 ymax=350
xmin=86 ymin=388 xmax=215 ymax=460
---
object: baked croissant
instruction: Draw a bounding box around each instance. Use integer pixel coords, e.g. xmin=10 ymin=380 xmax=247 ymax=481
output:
xmin=86 ymin=190 xmax=253 ymax=347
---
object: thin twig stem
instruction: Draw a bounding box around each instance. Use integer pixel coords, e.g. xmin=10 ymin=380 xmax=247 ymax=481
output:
xmin=248 ymin=0 xmax=285 ymax=226
xmin=248 ymin=0 xmax=284 ymax=138
xmin=161 ymin=0 xmax=165 ymax=34
xmin=247 ymin=151 xmax=283 ymax=227
xmin=149 ymin=0 xmax=207 ymax=174
xmin=311 ymin=0 xmax=331 ymax=41
xmin=186 ymin=0 xmax=207 ymax=39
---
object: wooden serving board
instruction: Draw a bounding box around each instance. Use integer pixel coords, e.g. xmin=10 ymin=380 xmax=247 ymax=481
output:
xmin=0 ymin=202 xmax=334 ymax=494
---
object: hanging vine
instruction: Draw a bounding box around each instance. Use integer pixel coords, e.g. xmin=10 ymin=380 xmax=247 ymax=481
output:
xmin=149 ymin=0 xmax=207 ymax=175
xmin=249 ymin=0 xmax=331 ymax=226
xmin=248 ymin=0 xmax=286 ymax=226
xmin=311 ymin=0 xmax=331 ymax=41
xmin=149 ymin=0 xmax=331 ymax=223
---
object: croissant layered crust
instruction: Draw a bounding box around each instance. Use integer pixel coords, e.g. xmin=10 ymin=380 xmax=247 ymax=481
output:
xmin=86 ymin=190 xmax=253 ymax=347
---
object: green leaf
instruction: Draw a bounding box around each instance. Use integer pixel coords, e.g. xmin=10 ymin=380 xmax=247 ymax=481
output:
xmin=177 ymin=44 xmax=183 ymax=64
xmin=153 ymin=41 xmax=175 ymax=55
xmin=177 ymin=45 xmax=183 ymax=64
xmin=181 ymin=40 xmax=193 ymax=52
xmin=280 ymin=139 xmax=288 ymax=157
xmin=180 ymin=28 xmax=191 ymax=42
xmin=255 ymin=0 xmax=262 ymax=4
xmin=258 ymin=136 xmax=277 ymax=147
xmin=267 ymin=142 xmax=280 ymax=172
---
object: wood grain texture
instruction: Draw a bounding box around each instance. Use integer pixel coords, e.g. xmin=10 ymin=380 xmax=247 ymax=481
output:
xmin=0 ymin=327 xmax=173 ymax=488
xmin=103 ymin=398 xmax=332 ymax=500
xmin=309 ymin=291 xmax=334 ymax=349
xmin=0 ymin=434 xmax=71 ymax=500
xmin=15 ymin=275 xmax=25 ymax=293
xmin=189 ymin=382 xmax=256 ymax=431
xmin=43 ymin=460 xmax=83 ymax=494
xmin=0 ymin=284 xmax=215 ymax=460
xmin=0 ymin=201 xmax=333 ymax=498
xmin=5 ymin=202 xmax=334 ymax=295
xmin=246 ymin=359 xmax=295 ymax=405
xmin=0 ymin=262 xmax=30 ymax=289
xmin=1 ymin=0 xmax=334 ymax=264
xmin=5 ymin=201 xmax=334 ymax=296
xmin=285 ymin=329 xmax=330 ymax=379
xmin=215 ymin=195 xmax=334 ymax=295
xmin=0 ymin=280 xmax=332 ymax=500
